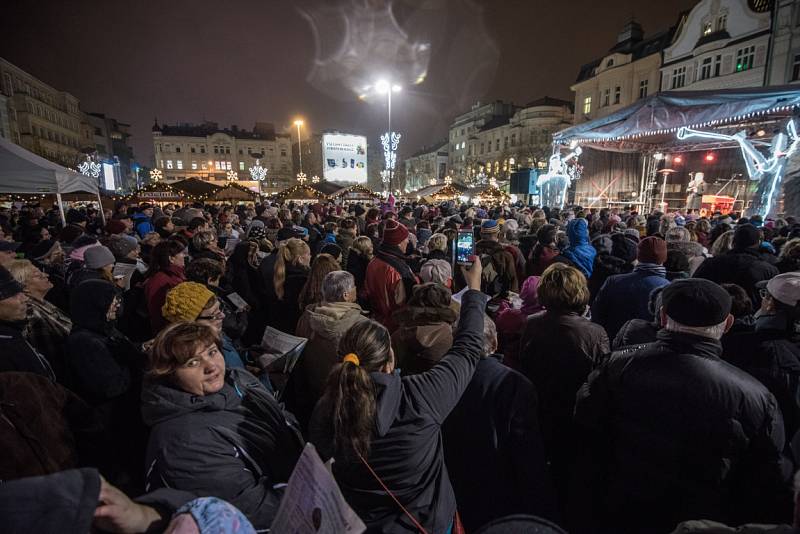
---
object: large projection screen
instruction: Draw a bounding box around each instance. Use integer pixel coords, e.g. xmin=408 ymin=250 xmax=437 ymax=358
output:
xmin=322 ymin=133 xmax=368 ymax=184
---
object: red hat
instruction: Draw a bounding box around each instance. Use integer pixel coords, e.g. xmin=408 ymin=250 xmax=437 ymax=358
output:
xmin=382 ymin=219 xmax=409 ymax=246
xmin=104 ymin=219 xmax=127 ymax=235
xmin=637 ymin=236 xmax=668 ymax=265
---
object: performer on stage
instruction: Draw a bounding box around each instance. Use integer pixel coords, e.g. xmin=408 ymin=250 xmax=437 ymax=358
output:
xmin=686 ymin=172 xmax=706 ymax=211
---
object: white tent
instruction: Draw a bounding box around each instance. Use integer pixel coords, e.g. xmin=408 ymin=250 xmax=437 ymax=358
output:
xmin=0 ymin=135 xmax=102 ymax=224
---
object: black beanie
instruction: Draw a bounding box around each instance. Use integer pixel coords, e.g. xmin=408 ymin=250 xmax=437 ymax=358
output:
xmin=661 ymin=279 xmax=731 ymax=327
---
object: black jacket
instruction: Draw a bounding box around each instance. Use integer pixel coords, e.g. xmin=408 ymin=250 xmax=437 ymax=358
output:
xmin=693 ymin=248 xmax=779 ymax=306
xmin=142 ymin=368 xmax=304 ymax=530
xmin=573 ymin=329 xmax=793 ymax=533
xmin=309 ymin=290 xmax=485 ymax=534
xmin=0 ymin=321 xmax=55 ymax=379
xmin=588 ymin=253 xmax=632 ymax=304
xmin=612 ymin=318 xmax=660 ymax=350
xmin=723 ymin=321 xmax=800 ymax=449
xmin=442 ymin=354 xmax=553 ymax=531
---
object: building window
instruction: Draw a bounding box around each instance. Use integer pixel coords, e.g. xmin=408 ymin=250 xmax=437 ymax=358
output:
xmin=791 ymin=54 xmax=800 ymax=81
xmin=511 ymin=133 xmax=516 ymax=146
xmin=200 ymin=146 xmax=205 ymax=154
xmin=700 ymin=57 xmax=713 ymax=80
xmin=639 ymin=79 xmax=649 ymax=99
xmin=480 ymin=143 xmax=484 ymax=154
xmin=495 ymin=139 xmax=500 ymax=151
xmin=613 ymin=86 xmax=621 ymax=104
xmin=583 ymin=96 xmax=592 ymax=114
xmin=176 ymin=146 xmax=181 ymax=153
xmin=239 ymin=161 xmax=245 ymax=170
xmin=736 ymin=46 xmax=755 ymax=72
xmin=606 ymin=58 xmax=614 ymax=68
xmin=191 ymin=161 xmax=197 ymax=170
xmin=226 ymin=161 xmax=232 ymax=170
xmin=671 ymin=66 xmax=686 ymax=89
xmin=602 ymin=88 xmax=610 ymax=107
xmin=201 ymin=162 xmax=207 ymax=170
xmin=176 ymin=160 xmax=183 ymax=169
xmin=238 ymin=149 xmax=242 ymax=155
xmin=503 ymin=136 xmax=508 ymax=149
xmin=717 ymin=14 xmax=727 ymax=31
xmin=280 ymin=149 xmax=287 ymax=157
xmin=703 ymin=21 xmax=713 ymax=36
xmin=166 ymin=160 xmax=173 ymax=169
xmin=714 ymin=54 xmax=722 ymax=77
xmin=215 ymin=161 xmax=222 ymax=170
xmin=214 ymin=146 xmax=219 ymax=154
xmin=190 ymin=146 xmax=195 ymax=153
xmin=225 ymin=147 xmax=230 ymax=154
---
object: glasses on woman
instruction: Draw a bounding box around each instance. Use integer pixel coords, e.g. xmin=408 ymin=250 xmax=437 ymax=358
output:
xmin=759 ymin=288 xmax=770 ymax=299
xmin=198 ymin=309 xmax=225 ymax=321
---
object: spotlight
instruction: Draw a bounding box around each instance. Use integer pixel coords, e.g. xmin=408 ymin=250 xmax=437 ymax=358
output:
xmin=756 ymin=129 xmax=766 ymax=137
xmin=705 ymin=152 xmax=716 ymax=162
xmin=673 ymin=155 xmax=683 ymax=164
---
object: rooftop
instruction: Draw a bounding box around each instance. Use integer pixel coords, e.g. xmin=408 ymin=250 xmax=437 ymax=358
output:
xmin=153 ymin=120 xmax=281 ymax=141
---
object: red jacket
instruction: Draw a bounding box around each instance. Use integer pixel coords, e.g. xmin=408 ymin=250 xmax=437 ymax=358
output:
xmin=144 ymin=265 xmax=185 ymax=334
xmin=365 ymin=257 xmax=417 ymax=331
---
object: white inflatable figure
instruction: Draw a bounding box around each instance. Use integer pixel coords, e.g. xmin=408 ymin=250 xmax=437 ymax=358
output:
xmin=677 ymin=120 xmax=799 ymax=217
xmin=537 ymin=146 xmax=582 ymax=208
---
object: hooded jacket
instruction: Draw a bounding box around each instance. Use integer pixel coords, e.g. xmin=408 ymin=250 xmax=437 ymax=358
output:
xmin=562 ymin=218 xmax=596 ymax=278
xmin=144 ymin=264 xmax=185 ymax=334
xmin=309 ymin=290 xmax=485 ymax=534
xmin=142 ymin=368 xmax=303 ymax=531
xmin=288 ymin=301 xmax=368 ymax=429
xmin=391 ymin=305 xmax=459 ymax=375
xmin=573 ymin=330 xmax=793 ymax=533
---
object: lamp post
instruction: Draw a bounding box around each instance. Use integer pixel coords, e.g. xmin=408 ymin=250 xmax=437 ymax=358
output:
xmin=294 ymin=119 xmax=304 ymax=181
xmin=375 ymin=80 xmax=401 ymax=192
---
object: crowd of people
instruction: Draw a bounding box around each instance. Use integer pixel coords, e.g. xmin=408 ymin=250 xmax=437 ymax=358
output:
xmin=2 ymin=197 xmax=800 ymax=534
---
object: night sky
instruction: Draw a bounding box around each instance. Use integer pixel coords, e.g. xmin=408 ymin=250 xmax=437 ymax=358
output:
xmin=1 ymin=0 xmax=697 ymax=165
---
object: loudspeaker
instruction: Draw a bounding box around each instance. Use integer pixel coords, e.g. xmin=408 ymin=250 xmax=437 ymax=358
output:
xmin=510 ymin=170 xmax=538 ymax=195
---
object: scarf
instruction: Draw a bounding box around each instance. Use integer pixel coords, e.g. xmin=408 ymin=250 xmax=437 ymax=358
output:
xmin=634 ymin=262 xmax=667 ymax=278
xmin=376 ymin=243 xmax=416 ymax=301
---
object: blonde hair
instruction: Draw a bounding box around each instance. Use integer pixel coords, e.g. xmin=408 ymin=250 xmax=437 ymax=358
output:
xmin=710 ymin=230 xmax=735 ymax=257
xmin=779 ymin=238 xmax=800 ymax=261
xmin=274 ymin=238 xmax=310 ymax=300
xmin=351 ymin=236 xmax=374 ymax=259
xmin=427 ymin=233 xmax=448 ymax=253
xmin=538 ymin=263 xmax=590 ymax=314
xmin=6 ymin=259 xmax=39 ymax=287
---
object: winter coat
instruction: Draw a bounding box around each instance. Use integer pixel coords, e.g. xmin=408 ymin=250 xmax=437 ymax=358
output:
xmin=309 ymin=290 xmax=485 ymax=534
xmin=131 ymin=212 xmax=154 ymax=238
xmin=573 ymin=329 xmax=793 ymax=533
xmin=562 ymin=219 xmax=596 ymax=278
xmin=0 ymin=372 xmax=99 ymax=481
xmin=527 ymin=245 xmax=573 ymax=277
xmin=267 ymin=263 xmax=308 ymax=335
xmin=142 ymin=368 xmax=304 ymax=531
xmin=612 ymin=318 xmax=660 ymax=350
xmin=723 ymin=318 xmax=800 ymax=447
xmin=668 ymin=240 xmax=707 ymax=275
xmin=0 ymin=320 xmax=56 ymax=379
xmin=289 ymin=301 xmax=368 ymax=429
xmin=693 ymin=248 xmax=779 ymax=307
xmin=519 ymin=310 xmax=609 ymax=499
xmin=337 ymin=230 xmax=356 ymax=268
xmin=588 ymin=253 xmax=633 ymax=304
xmin=143 ymin=265 xmax=185 ymax=334
xmin=24 ymin=295 xmax=72 ymax=384
xmin=591 ymin=264 xmax=670 ymax=340
xmin=365 ymin=248 xmax=418 ymax=331
xmin=391 ymin=305 xmax=459 ymax=375
xmin=346 ymin=249 xmax=370 ymax=305
xmin=442 ymin=355 xmax=552 ymax=531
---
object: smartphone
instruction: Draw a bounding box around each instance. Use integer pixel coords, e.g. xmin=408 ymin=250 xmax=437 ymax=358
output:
xmin=456 ymin=229 xmax=474 ymax=265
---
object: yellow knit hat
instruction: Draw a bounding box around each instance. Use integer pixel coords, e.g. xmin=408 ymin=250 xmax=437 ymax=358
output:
xmin=162 ymin=282 xmax=215 ymax=323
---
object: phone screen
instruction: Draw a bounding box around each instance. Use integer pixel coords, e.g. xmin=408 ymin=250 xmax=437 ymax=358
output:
xmin=456 ymin=230 xmax=474 ymax=265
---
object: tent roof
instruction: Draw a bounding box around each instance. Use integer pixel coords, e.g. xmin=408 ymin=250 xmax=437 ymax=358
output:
xmin=553 ymin=85 xmax=800 ymax=152
xmin=169 ymin=178 xmax=222 ymax=199
xmin=212 ymin=183 xmax=259 ymax=201
xmin=0 ymin=135 xmax=99 ymax=194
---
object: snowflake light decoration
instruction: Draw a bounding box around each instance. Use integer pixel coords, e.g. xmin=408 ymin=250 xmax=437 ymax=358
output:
xmin=444 ymin=176 xmax=453 ymax=185
xmin=311 ymin=175 xmax=320 ymax=184
xmin=297 ymin=172 xmax=307 ymax=184
xmin=249 ymin=160 xmax=268 ymax=181
xmin=489 ymin=177 xmax=498 ymax=188
xmin=226 ymin=170 xmax=238 ymax=181
xmin=78 ymin=156 xmax=101 ymax=178
xmin=380 ymin=132 xmax=401 ymax=171
xmin=149 ymin=168 xmax=162 ymax=182
xmin=429 ymin=178 xmax=438 ymax=186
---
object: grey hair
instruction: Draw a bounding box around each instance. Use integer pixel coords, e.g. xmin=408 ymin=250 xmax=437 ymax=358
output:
xmin=482 ymin=315 xmax=498 ymax=356
xmin=192 ymin=230 xmax=216 ymax=251
xmin=322 ymin=270 xmax=355 ymax=302
xmin=427 ymin=233 xmax=448 ymax=253
xmin=664 ymin=316 xmax=727 ymax=340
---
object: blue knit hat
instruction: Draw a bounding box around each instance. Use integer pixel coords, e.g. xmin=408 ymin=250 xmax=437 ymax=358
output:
xmin=171 ymin=497 xmax=255 ymax=534
xmin=481 ymin=219 xmax=500 ymax=234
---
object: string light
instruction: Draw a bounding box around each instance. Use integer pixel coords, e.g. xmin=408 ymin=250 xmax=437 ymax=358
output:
xmin=249 ymin=159 xmax=268 ymax=181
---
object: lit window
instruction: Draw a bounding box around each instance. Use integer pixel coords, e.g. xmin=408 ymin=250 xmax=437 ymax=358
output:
xmin=166 ymin=160 xmax=173 ymax=169
xmin=201 ymin=162 xmax=207 ymax=170
xmin=215 ymin=161 xmax=222 ymax=170
xmin=226 ymin=161 xmax=231 ymax=170
xmin=583 ymin=96 xmax=592 ymax=114
xmin=239 ymin=161 xmax=245 ymax=170
xmin=792 ymin=54 xmax=800 ymax=81
xmin=671 ymin=66 xmax=686 ymax=89
xmin=736 ymin=46 xmax=755 ymax=72
xmin=639 ymin=79 xmax=649 ymax=99
xmin=703 ymin=21 xmax=713 ymax=36
xmin=176 ymin=160 xmax=183 ymax=169
xmin=613 ymin=86 xmax=621 ymax=104
xmin=700 ymin=57 xmax=713 ymax=80
xmin=191 ymin=161 xmax=197 ymax=170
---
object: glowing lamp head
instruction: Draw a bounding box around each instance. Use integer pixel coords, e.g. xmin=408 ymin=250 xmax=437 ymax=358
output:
xmin=705 ymin=152 xmax=716 ymax=162
xmin=375 ymin=80 xmax=391 ymax=94
xmin=673 ymin=155 xmax=683 ymax=164
xmin=653 ymin=152 xmax=665 ymax=161
xmin=293 ymin=119 xmax=304 ymax=127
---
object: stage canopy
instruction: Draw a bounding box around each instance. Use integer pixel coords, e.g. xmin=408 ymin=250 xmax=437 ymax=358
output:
xmin=0 ymin=135 xmax=99 ymax=195
xmin=553 ymin=85 xmax=800 ymax=153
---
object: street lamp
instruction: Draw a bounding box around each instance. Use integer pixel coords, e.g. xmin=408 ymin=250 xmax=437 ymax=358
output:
xmin=294 ymin=119 xmax=304 ymax=182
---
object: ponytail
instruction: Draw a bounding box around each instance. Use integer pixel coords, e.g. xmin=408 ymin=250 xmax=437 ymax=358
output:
xmin=321 ymin=320 xmax=392 ymax=459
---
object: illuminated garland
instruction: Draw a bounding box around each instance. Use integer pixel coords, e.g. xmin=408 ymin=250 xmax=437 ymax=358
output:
xmin=274 ymin=184 xmax=328 ymax=200
xmin=331 ymin=184 xmax=379 ymax=199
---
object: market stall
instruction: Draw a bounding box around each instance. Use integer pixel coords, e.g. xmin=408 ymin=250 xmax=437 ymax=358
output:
xmin=212 ymin=182 xmax=260 ymax=203
xmin=410 ymin=183 xmax=468 ymax=203
xmin=0 ymin=135 xmax=103 ymax=224
xmin=328 ymin=184 xmax=380 ymax=202
xmin=274 ymin=183 xmax=329 ymax=202
xmin=552 ymin=86 xmax=800 ymax=216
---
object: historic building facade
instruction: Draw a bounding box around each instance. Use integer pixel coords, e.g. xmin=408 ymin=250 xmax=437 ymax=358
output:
xmin=404 ymin=141 xmax=448 ymax=191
